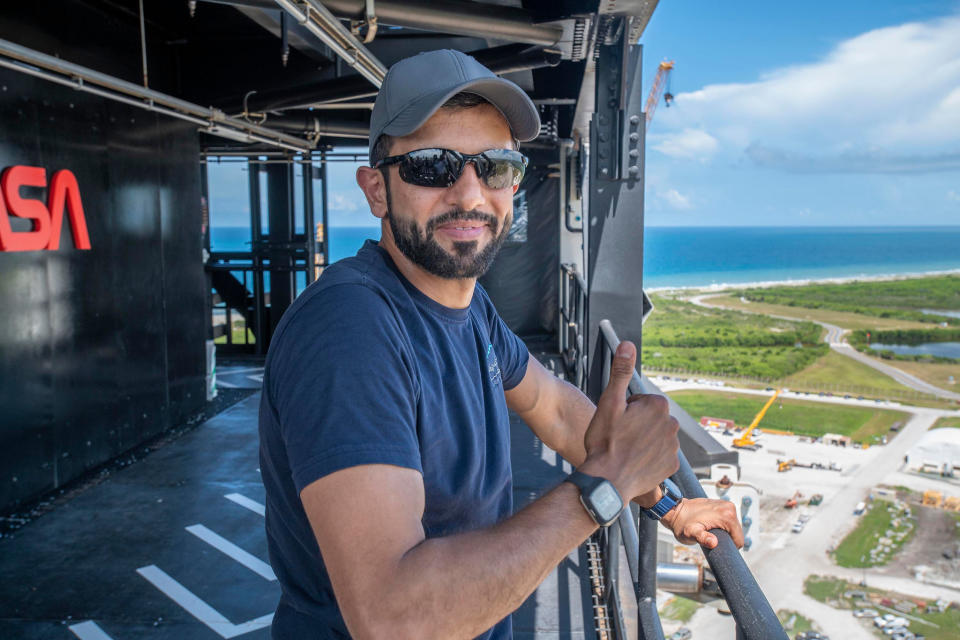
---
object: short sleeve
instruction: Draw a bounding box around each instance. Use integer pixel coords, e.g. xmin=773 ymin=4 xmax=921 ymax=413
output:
xmin=266 ymin=284 xmax=421 ymax=493
xmin=477 ymin=286 xmax=529 ymax=390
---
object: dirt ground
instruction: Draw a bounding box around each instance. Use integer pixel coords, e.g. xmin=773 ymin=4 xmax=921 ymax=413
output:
xmin=887 ymin=494 xmax=960 ymax=582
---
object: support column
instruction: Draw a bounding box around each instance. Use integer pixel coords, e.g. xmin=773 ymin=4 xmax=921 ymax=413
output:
xmin=266 ymin=162 xmax=296 ymax=339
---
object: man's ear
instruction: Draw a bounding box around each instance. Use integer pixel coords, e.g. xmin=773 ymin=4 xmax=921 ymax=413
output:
xmin=356 ymin=166 xmax=388 ymax=219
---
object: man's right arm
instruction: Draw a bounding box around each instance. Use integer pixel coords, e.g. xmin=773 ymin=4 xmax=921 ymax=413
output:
xmin=300 ymin=341 xmax=681 ymax=639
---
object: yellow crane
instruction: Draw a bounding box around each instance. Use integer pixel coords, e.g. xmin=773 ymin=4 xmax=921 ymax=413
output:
xmin=733 ymin=389 xmax=781 ymax=450
xmin=644 ymin=60 xmax=675 ymax=128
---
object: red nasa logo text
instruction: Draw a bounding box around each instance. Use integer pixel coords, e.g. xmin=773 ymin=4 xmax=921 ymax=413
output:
xmin=0 ymin=165 xmax=91 ymax=252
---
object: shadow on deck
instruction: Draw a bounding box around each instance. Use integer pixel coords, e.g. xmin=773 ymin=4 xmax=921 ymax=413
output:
xmin=0 ymin=352 xmax=593 ymax=639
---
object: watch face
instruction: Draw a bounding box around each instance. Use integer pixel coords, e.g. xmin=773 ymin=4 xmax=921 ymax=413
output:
xmin=591 ymin=482 xmax=623 ymax=522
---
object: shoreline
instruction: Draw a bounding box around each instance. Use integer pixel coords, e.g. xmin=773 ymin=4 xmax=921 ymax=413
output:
xmin=646 ymin=268 xmax=960 ymax=294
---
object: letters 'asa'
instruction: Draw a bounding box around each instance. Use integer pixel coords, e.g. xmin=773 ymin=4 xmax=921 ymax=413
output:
xmin=0 ymin=165 xmax=91 ymax=252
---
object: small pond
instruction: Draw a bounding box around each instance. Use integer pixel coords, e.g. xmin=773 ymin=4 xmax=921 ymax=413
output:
xmin=920 ymin=309 xmax=960 ymax=319
xmin=870 ymin=342 xmax=960 ymax=358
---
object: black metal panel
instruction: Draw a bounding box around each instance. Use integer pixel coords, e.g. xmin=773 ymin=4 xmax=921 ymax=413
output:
xmin=586 ymin=23 xmax=647 ymax=399
xmin=479 ymin=147 xmax=560 ymax=338
xmin=0 ymin=67 xmax=206 ymax=513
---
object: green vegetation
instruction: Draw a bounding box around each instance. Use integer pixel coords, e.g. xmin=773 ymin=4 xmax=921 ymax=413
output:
xmin=805 ymin=575 xmax=960 ymax=640
xmin=931 ymin=417 xmax=960 ymax=430
xmin=659 ymin=596 xmax=700 ymax=622
xmin=803 ymin=575 xmax=847 ymax=603
xmin=706 ymin=294 xmax=932 ymax=330
xmin=667 ymin=390 xmax=908 ymax=443
xmin=777 ymin=610 xmax=814 ymax=636
xmin=214 ymin=324 xmax=256 ymax=345
xmin=737 ymin=275 xmax=960 ymax=325
xmin=833 ymin=499 xmax=916 ymax=567
xmin=642 ymin=295 xmax=826 ymax=378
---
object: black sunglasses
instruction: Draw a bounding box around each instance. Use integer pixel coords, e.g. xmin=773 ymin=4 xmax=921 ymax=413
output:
xmin=374 ymin=148 xmax=528 ymax=190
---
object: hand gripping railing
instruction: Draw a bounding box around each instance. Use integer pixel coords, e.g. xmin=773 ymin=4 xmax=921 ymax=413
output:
xmin=589 ymin=320 xmax=787 ymax=640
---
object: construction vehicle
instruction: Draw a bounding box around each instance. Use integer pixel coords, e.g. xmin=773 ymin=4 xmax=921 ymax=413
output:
xmin=809 ymin=494 xmax=824 ymax=506
xmin=777 ymin=459 xmax=795 ymax=472
xmin=923 ymin=490 xmax=943 ymax=507
xmin=644 ymin=60 xmax=674 ymax=128
xmin=784 ymin=491 xmax=803 ymax=509
xmin=733 ymin=389 xmax=781 ymax=450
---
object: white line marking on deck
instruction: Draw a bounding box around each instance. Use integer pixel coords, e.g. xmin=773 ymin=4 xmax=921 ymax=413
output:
xmin=224 ymin=493 xmax=265 ymax=516
xmin=247 ymin=374 xmax=263 ymax=383
xmin=136 ymin=565 xmax=274 ymax=638
xmin=69 ymin=621 xmax=114 ymax=640
xmin=186 ymin=524 xmax=276 ymax=581
xmin=216 ymin=380 xmax=240 ymax=389
xmin=217 ymin=366 xmax=265 ymax=375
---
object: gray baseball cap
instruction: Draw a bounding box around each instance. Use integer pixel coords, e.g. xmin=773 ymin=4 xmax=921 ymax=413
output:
xmin=368 ymin=49 xmax=541 ymax=159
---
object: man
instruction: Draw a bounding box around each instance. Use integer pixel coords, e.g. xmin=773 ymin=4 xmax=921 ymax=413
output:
xmin=259 ymin=49 xmax=743 ymax=639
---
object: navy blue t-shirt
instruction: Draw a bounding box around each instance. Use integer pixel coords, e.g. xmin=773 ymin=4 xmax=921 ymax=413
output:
xmin=258 ymin=239 xmax=530 ymax=639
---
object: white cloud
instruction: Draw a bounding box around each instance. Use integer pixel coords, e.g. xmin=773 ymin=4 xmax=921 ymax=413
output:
xmin=660 ymin=188 xmax=692 ymax=210
xmin=653 ymin=15 xmax=960 ymax=172
xmin=329 ymin=192 xmax=362 ymax=212
xmin=652 ymin=128 xmax=719 ymax=160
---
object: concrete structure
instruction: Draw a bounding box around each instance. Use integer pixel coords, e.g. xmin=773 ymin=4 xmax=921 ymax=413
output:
xmin=906 ymin=427 xmax=960 ymax=476
xmin=823 ymin=433 xmax=853 ymax=447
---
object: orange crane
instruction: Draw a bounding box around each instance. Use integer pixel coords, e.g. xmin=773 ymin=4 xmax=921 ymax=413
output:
xmin=733 ymin=389 xmax=782 ymax=450
xmin=644 ymin=60 xmax=674 ymax=127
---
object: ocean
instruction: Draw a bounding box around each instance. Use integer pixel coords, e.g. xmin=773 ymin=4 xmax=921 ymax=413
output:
xmin=210 ymin=225 xmax=960 ymax=290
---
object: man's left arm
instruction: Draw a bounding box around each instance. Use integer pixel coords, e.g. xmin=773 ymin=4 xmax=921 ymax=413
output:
xmin=505 ymin=355 xmax=744 ymax=549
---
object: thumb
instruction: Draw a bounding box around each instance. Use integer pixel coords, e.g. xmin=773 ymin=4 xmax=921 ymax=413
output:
xmin=598 ymin=341 xmax=637 ymax=414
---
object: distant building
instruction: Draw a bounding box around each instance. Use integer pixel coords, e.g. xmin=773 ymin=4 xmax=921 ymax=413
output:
xmin=906 ymin=428 xmax=960 ymax=476
xmin=701 ymin=416 xmax=736 ymax=430
xmin=823 ymin=433 xmax=852 ymax=447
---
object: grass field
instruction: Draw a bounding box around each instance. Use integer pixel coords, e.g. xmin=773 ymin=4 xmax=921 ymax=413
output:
xmin=705 ymin=294 xmax=931 ymax=331
xmin=659 ymin=596 xmax=700 ymax=622
xmin=782 ymin=350 xmax=916 ymax=394
xmin=214 ymin=325 xmax=256 ymax=345
xmin=931 ymin=417 xmax=960 ymax=430
xmin=833 ymin=499 xmax=916 ymax=567
xmin=667 ymin=390 xmax=909 ymax=443
xmin=874 ymin=357 xmax=960 ymax=391
xmin=804 ymin=575 xmax=960 ymax=640
xmin=777 ymin=610 xmax=814 ymax=636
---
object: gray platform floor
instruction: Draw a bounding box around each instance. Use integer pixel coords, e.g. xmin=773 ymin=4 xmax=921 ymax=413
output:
xmin=0 ymin=358 xmax=593 ymax=639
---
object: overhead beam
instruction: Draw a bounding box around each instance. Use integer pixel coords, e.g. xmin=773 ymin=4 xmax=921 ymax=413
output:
xmin=244 ymin=43 xmax=560 ymax=113
xmin=272 ymin=0 xmax=387 ymax=86
xmin=319 ymin=0 xmax=562 ymax=47
xmin=0 ymin=37 xmax=313 ymax=152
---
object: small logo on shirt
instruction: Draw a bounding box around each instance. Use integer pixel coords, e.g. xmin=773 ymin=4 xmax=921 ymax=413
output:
xmin=486 ymin=343 xmax=502 ymax=386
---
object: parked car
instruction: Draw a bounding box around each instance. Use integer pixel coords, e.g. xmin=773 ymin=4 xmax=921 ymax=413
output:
xmin=669 ymin=628 xmax=691 ymax=640
xmin=853 ymin=608 xmax=879 ymax=618
xmin=792 ymin=521 xmax=805 ymax=533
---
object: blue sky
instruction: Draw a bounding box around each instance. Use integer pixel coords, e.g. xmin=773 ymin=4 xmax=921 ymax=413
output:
xmin=209 ymin=1 xmax=960 ymax=229
xmin=639 ymin=0 xmax=960 ymax=226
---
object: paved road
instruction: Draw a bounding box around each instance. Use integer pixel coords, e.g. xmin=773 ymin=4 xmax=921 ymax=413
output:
xmin=688 ymin=293 xmax=960 ymax=402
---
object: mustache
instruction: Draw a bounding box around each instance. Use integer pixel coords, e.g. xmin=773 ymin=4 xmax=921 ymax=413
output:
xmin=425 ymin=209 xmax=499 ymax=234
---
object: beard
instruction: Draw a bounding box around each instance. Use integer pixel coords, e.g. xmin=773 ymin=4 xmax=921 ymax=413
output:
xmin=385 ymin=187 xmax=512 ymax=279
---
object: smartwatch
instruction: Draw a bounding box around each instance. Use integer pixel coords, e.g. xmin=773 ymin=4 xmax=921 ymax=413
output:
xmin=565 ymin=470 xmax=624 ymax=527
xmin=641 ymin=477 xmax=683 ymax=520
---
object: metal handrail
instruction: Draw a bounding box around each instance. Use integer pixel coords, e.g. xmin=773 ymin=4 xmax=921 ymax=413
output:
xmin=591 ymin=320 xmax=788 ymax=640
